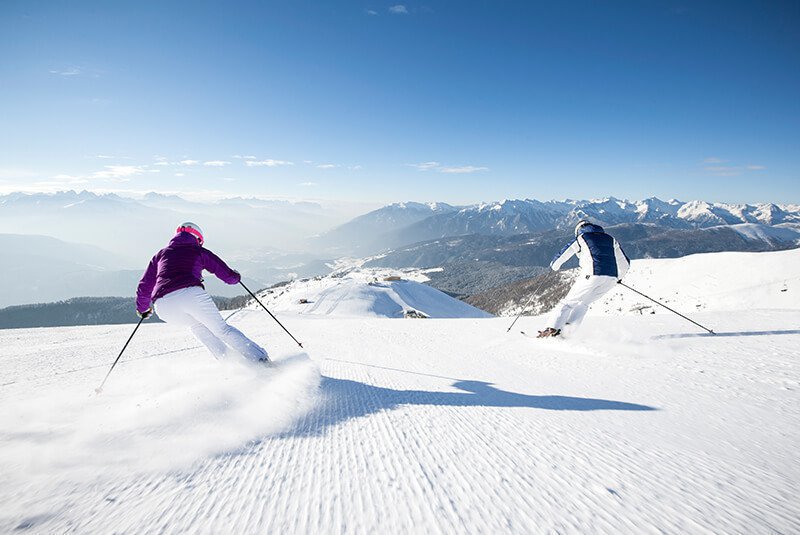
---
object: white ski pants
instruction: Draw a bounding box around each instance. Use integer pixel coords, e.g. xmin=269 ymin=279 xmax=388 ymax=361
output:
xmin=549 ymin=275 xmax=618 ymax=331
xmin=154 ymin=286 xmax=268 ymax=362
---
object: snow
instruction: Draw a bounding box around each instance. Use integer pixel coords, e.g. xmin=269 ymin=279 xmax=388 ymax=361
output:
xmin=253 ymin=268 xmax=492 ymax=319
xmin=595 ymin=248 xmax=800 ymax=316
xmin=724 ymin=222 xmax=800 ymax=243
xmin=0 ymin=249 xmax=799 ymax=532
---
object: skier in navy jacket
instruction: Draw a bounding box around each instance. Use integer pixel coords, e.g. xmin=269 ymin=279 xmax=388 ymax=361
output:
xmin=538 ymin=220 xmax=630 ymax=338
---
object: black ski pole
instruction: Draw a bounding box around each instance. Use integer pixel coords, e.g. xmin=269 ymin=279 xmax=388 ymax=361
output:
xmin=240 ymin=281 xmax=304 ymax=348
xmin=95 ymin=316 xmax=145 ymax=394
xmin=617 ymin=281 xmax=716 ymax=335
xmin=506 ymin=274 xmax=549 ymax=333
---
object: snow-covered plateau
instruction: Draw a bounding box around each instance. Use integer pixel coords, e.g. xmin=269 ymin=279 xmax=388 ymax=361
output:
xmin=0 ymin=249 xmax=798 ymax=533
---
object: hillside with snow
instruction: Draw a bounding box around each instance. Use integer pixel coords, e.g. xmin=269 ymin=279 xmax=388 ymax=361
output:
xmin=251 ymin=267 xmax=491 ymax=319
xmin=488 ymin=247 xmax=800 ymax=320
xmin=0 ymin=249 xmax=798 ymax=533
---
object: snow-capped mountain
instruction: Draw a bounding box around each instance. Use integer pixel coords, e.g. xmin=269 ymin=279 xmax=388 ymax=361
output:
xmin=366 ymin=222 xmax=800 ymax=297
xmin=315 ymin=201 xmax=459 ymax=253
xmin=251 ymin=266 xmax=490 ymax=319
xmin=332 ymin=197 xmax=800 ymax=254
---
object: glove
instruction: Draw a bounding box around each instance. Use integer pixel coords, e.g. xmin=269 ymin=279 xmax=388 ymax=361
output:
xmin=137 ymin=307 xmax=153 ymax=320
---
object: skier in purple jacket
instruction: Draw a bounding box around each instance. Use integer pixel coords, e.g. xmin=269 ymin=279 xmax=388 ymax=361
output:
xmin=136 ymin=222 xmax=270 ymax=363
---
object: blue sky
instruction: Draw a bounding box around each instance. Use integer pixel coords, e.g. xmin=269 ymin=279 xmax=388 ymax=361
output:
xmin=1 ymin=0 xmax=798 ymax=205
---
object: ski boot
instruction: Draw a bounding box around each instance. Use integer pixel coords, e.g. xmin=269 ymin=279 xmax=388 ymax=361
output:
xmin=536 ymin=328 xmax=561 ymax=338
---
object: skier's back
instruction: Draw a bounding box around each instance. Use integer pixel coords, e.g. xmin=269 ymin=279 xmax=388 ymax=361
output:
xmin=136 ymin=222 xmax=270 ymax=363
xmin=538 ymin=220 xmax=630 ymax=338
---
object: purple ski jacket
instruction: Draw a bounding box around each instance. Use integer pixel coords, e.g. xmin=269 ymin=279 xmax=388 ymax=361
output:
xmin=136 ymin=232 xmax=240 ymax=313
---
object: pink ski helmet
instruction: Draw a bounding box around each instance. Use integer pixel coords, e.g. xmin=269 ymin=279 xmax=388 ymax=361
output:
xmin=176 ymin=222 xmax=204 ymax=245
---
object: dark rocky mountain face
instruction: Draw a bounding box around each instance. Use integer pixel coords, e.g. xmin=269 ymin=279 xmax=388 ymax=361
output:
xmin=364 ymin=223 xmax=799 ymax=306
xmin=464 ymin=270 xmax=577 ymax=317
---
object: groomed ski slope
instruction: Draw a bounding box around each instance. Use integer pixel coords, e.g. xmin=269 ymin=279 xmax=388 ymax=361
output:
xmin=0 ymin=249 xmax=798 ymax=533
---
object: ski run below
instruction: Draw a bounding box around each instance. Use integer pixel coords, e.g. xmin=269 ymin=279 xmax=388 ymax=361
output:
xmin=0 ymin=248 xmax=799 ymax=533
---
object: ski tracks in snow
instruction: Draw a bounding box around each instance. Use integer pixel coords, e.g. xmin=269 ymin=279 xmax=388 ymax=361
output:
xmin=1 ymin=313 xmax=799 ymax=533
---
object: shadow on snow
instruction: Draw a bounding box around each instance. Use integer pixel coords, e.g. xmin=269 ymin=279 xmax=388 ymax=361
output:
xmin=284 ymin=376 xmax=657 ymax=438
xmin=653 ymin=329 xmax=800 ymax=340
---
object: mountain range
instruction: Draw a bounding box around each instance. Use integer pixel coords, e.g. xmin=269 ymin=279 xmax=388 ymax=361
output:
xmin=320 ymin=197 xmax=800 ymax=255
xmin=0 ymin=191 xmax=342 ymax=261
xmin=365 ymin=223 xmax=800 ymax=296
xmin=2 ymin=191 xmax=798 ymax=308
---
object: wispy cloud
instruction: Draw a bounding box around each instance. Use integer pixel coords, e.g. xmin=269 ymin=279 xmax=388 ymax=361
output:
xmin=408 ymin=161 xmax=488 ymax=174
xmin=703 ymin=157 xmax=725 ymax=164
xmin=42 ymin=174 xmax=89 ymax=186
xmin=299 ymin=182 xmax=318 ymax=187
xmin=439 ymin=165 xmax=489 ymax=174
xmin=409 ymin=161 xmax=441 ymax=171
xmin=203 ymin=160 xmax=231 ymax=167
xmin=703 ymin=164 xmax=767 ymax=177
xmin=316 ymin=164 xmax=337 ymax=169
xmin=94 ymin=154 xmax=131 ymax=160
xmin=49 ymin=67 xmax=81 ymax=76
xmin=366 ymin=9 xmax=379 ymax=15
xmin=179 ymin=159 xmax=200 ymax=166
xmin=232 ymin=155 xmax=257 ymax=160
xmin=175 ymin=173 xmax=185 ymax=177
xmin=245 ymin=159 xmax=294 ymax=167
xmin=389 ymin=5 xmax=408 ymax=14
xmin=91 ymin=165 xmax=146 ymax=180
xmin=348 ymin=165 xmax=363 ymax=171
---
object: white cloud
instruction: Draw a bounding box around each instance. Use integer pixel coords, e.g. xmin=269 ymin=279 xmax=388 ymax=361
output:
xmin=348 ymin=165 xmax=363 ymax=171
xmin=389 ymin=5 xmax=408 ymax=14
xmin=175 ymin=173 xmax=186 ymax=177
xmin=703 ymin=157 xmax=725 ymax=164
xmin=153 ymin=161 xmax=171 ymax=166
xmin=366 ymin=9 xmax=379 ymax=15
xmin=222 ymin=177 xmax=236 ymax=182
xmin=409 ymin=161 xmax=441 ymax=171
xmin=409 ymin=161 xmax=488 ymax=174
xmin=299 ymin=182 xmax=318 ymax=187
xmin=245 ymin=159 xmax=294 ymax=167
xmin=203 ymin=160 xmax=231 ymax=167
xmin=179 ymin=159 xmax=200 ymax=166
xmin=316 ymin=164 xmax=337 ymax=169
xmin=49 ymin=67 xmax=81 ymax=76
xmin=439 ymin=165 xmax=489 ymax=174
xmin=91 ymin=165 xmax=146 ymax=180
xmin=703 ymin=162 xmax=766 ymax=176
xmin=233 ymin=155 xmax=257 ymax=160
